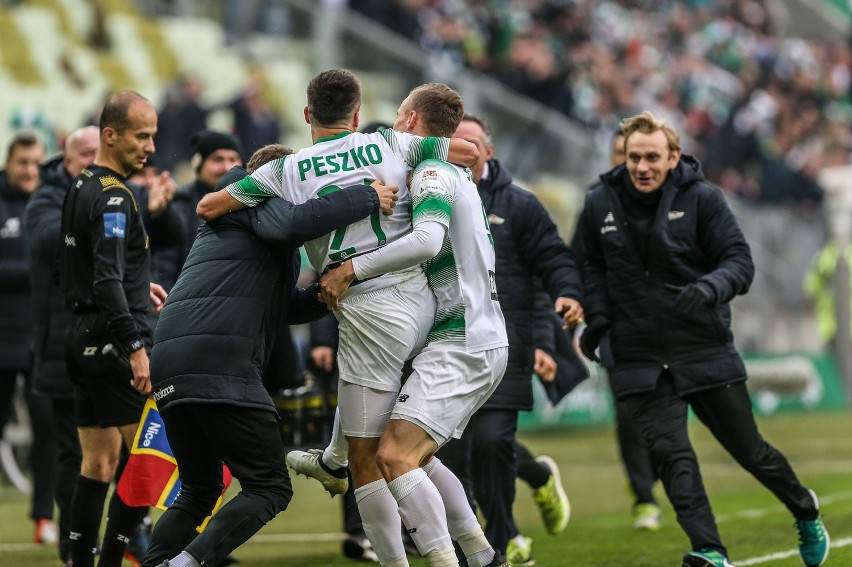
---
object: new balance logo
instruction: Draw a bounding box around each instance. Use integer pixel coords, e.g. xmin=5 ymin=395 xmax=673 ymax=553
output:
xmin=107 ymin=196 xmax=124 ymax=206
xmin=603 ymin=211 xmax=615 ymax=223
xmin=397 ymin=394 xmax=410 ymax=403
xmin=487 ymin=214 xmax=505 ymax=225
xmin=668 ymin=210 xmax=685 ymax=220
xmin=407 ymin=527 xmax=418 ymax=534
xmin=83 ymin=346 xmax=97 ymax=356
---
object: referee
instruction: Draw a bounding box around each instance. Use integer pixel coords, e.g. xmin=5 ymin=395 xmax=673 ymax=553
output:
xmin=60 ymin=91 xmax=165 ymax=567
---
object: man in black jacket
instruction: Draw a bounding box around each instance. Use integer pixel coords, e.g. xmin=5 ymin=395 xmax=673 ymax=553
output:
xmin=24 ymin=125 xmax=98 ymax=563
xmin=577 ymin=111 xmax=828 ymax=567
xmin=573 ymin=128 xmax=662 ymax=531
xmin=0 ymin=131 xmax=56 ymax=545
xmin=139 ymin=150 xmax=397 ymax=567
xmin=438 ymin=114 xmax=584 ymax=564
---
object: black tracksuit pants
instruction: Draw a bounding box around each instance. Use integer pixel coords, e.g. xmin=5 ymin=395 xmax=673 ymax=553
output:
xmin=140 ymin=403 xmax=293 ymax=567
xmin=624 ymin=371 xmax=818 ymax=555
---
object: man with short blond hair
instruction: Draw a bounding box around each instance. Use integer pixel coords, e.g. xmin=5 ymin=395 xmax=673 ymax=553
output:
xmin=578 ymin=110 xmax=828 ymax=567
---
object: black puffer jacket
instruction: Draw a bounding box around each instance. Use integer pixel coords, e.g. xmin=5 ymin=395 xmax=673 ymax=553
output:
xmin=0 ymin=171 xmax=33 ymax=372
xmin=150 ymin=176 xmax=379 ymax=414
xmin=579 ymin=156 xmax=754 ymax=398
xmin=477 ymin=159 xmax=583 ymax=411
xmin=23 ymin=157 xmax=73 ymax=397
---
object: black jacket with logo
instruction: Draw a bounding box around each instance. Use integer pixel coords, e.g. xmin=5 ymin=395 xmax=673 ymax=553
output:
xmin=60 ymin=164 xmax=152 ymax=352
xmin=0 ymin=171 xmax=33 ymax=371
xmin=477 ymin=159 xmax=583 ymax=411
xmin=150 ymin=169 xmax=379 ymax=414
xmin=579 ymin=155 xmax=754 ymax=398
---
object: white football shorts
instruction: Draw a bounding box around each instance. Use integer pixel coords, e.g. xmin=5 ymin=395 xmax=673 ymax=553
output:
xmin=392 ymin=343 xmax=508 ymax=445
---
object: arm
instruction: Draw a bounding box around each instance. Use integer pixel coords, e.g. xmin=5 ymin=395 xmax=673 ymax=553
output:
xmin=244 ymin=183 xmax=382 ymax=248
xmin=198 ymin=159 xmax=284 ymax=220
xmin=693 ymin=187 xmax=755 ymax=303
xmin=383 ymin=130 xmax=479 ymax=168
xmin=90 ymin=187 xmax=145 ymax=356
xmin=320 ymin=221 xmax=446 ymax=309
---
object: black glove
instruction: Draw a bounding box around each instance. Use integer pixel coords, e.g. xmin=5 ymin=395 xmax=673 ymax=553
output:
xmin=664 ymin=282 xmax=714 ymax=314
xmin=579 ymin=318 xmax=610 ymax=363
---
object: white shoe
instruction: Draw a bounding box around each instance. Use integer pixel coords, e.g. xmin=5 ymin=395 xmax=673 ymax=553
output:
xmin=286 ymin=448 xmax=349 ymax=496
xmin=34 ymin=518 xmax=58 ymax=545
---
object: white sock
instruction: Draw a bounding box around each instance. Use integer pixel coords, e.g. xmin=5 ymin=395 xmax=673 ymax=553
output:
xmin=423 ymin=458 xmax=494 ymax=567
xmin=426 ymin=546 xmax=460 ymax=567
xmin=168 ymin=550 xmax=200 ymax=567
xmin=355 ymin=478 xmax=407 ymax=566
xmin=387 ymin=469 xmax=453 ymax=559
xmin=323 ymin=408 xmax=349 ymax=470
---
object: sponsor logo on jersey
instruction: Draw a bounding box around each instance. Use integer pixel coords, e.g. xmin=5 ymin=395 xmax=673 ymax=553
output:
xmin=487 ymin=214 xmax=504 ymax=225
xmin=668 ymin=210 xmax=685 ymax=221
xmin=83 ymin=346 xmax=97 ymax=356
xmin=488 ymin=270 xmax=498 ymax=301
xmin=107 ymin=196 xmax=124 ymax=206
xmin=103 ymin=212 xmax=126 ymax=238
xmin=397 ymin=394 xmax=410 ymax=403
xmin=153 ymin=384 xmax=175 ymax=402
xmin=421 ymin=169 xmax=438 ymax=179
xmin=603 ymin=211 xmax=615 ymax=223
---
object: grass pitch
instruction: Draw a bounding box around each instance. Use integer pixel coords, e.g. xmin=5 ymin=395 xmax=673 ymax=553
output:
xmin=1 ymin=410 xmax=850 ymax=566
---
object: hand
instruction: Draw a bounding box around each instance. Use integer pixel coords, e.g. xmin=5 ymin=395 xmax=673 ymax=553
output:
xmin=149 ymin=282 xmax=168 ymax=314
xmin=147 ymin=171 xmax=176 ymax=215
xmin=129 ymin=348 xmax=151 ymax=395
xmin=579 ymin=318 xmax=609 ymax=363
xmin=664 ymin=282 xmax=713 ymax=314
xmin=311 ymin=346 xmax=335 ymax=372
xmin=371 ymin=179 xmax=398 ymax=216
xmin=534 ymin=348 xmax=557 ymax=383
xmin=555 ymin=297 xmax=584 ymax=329
xmin=320 ymin=260 xmax=357 ymax=310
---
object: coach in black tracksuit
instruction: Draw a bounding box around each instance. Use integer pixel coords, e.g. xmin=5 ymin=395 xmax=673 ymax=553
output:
xmin=140 ymin=166 xmax=386 ymax=567
xmin=439 ymin=116 xmax=583 ymax=558
xmin=577 ymin=111 xmax=822 ymax=566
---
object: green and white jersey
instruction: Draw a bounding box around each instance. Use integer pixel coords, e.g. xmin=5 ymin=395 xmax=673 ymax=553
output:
xmin=412 ymin=159 xmax=508 ymax=352
xmin=224 ymin=130 xmax=450 ymax=293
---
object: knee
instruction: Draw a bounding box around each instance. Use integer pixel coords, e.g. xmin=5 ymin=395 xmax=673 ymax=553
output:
xmin=375 ymin=441 xmax=416 ymax=480
xmin=81 ymin=454 xmax=120 ymax=483
xmin=173 ymin=485 xmax=221 ymax=520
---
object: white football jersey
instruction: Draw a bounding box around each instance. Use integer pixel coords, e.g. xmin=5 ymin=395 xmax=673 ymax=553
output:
xmin=224 ymin=130 xmax=450 ymax=293
xmin=410 ymin=159 xmax=508 ymax=352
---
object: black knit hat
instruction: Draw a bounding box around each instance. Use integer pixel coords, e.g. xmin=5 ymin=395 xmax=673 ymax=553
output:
xmin=189 ymin=130 xmax=243 ymax=171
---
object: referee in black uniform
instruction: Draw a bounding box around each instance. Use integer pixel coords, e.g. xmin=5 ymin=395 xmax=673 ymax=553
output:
xmin=60 ymin=91 xmax=166 ymax=567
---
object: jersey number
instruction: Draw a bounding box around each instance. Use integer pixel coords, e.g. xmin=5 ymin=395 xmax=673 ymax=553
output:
xmin=318 ymin=180 xmax=387 ymax=262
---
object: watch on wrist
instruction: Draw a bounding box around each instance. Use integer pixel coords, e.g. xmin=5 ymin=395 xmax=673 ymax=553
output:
xmin=128 ymin=338 xmax=144 ymax=353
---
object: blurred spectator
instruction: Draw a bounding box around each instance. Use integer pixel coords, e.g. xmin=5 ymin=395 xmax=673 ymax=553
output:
xmin=0 ymin=132 xmax=56 ymax=547
xmin=156 ymin=76 xmax=210 ymax=172
xmin=229 ymin=74 xmax=283 ymax=159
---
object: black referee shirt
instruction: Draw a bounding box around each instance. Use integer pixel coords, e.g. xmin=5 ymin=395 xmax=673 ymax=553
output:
xmin=60 ymin=164 xmax=151 ymax=352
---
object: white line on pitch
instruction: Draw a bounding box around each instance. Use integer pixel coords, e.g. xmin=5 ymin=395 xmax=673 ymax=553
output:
xmin=716 ymin=491 xmax=852 ymax=524
xmin=736 ymin=536 xmax=851 ymax=565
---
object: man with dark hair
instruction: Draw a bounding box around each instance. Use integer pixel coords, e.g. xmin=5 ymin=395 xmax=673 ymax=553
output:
xmin=151 ymin=130 xmax=242 ymax=292
xmin=438 ymin=113 xmax=584 ymax=566
xmin=0 ymin=130 xmax=54 ymax=545
xmin=196 ymin=69 xmax=480 ymax=567
xmin=138 ymin=147 xmax=397 ymax=567
xmin=578 ymin=110 xmax=828 ymax=567
xmin=60 ymin=90 xmax=168 ymax=567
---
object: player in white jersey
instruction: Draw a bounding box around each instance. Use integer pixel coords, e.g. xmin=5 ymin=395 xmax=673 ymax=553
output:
xmin=195 ymin=70 xmax=486 ymax=567
xmin=316 ymin=84 xmax=510 ymax=567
